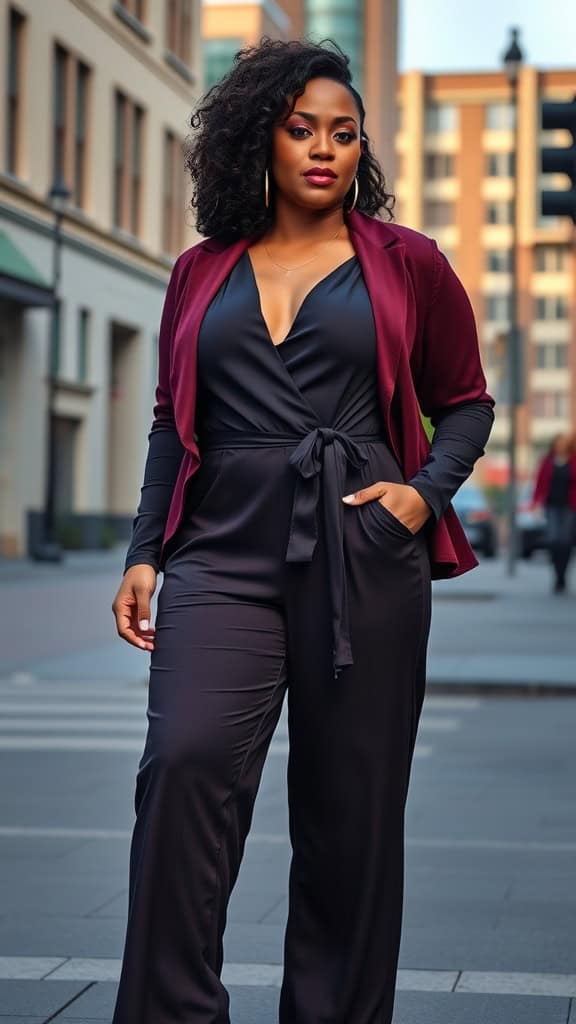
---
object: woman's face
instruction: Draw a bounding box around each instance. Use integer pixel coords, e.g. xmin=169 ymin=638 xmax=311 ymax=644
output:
xmin=270 ymin=77 xmax=363 ymax=213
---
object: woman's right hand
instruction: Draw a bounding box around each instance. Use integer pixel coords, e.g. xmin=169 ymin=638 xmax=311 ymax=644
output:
xmin=112 ymin=565 xmax=158 ymax=651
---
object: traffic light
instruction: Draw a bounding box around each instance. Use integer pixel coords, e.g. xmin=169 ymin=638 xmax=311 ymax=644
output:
xmin=540 ymin=94 xmax=576 ymax=222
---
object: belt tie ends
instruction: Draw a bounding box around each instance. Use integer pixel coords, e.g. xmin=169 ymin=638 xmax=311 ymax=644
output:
xmin=286 ymin=427 xmax=370 ymax=680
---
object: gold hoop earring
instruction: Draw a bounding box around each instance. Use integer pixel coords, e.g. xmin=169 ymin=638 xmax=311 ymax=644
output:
xmin=264 ymin=167 xmax=270 ymax=208
xmin=348 ymin=176 xmax=359 ymax=212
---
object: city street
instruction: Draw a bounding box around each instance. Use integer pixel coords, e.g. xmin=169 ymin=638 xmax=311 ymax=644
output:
xmin=0 ymin=549 xmax=575 ymax=1022
xmin=2 ymin=1 xmax=575 ymax=1022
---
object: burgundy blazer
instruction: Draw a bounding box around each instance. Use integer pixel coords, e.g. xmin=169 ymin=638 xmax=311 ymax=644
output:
xmin=152 ymin=208 xmax=495 ymax=579
xmin=533 ymin=452 xmax=576 ymax=510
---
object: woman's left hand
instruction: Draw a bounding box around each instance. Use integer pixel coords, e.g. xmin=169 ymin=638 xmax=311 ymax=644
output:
xmin=342 ymin=481 xmax=433 ymax=534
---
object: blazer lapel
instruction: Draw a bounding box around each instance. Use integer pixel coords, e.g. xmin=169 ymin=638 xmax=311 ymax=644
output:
xmin=170 ymin=233 xmax=253 ymax=450
xmin=345 ymin=211 xmax=408 ymax=462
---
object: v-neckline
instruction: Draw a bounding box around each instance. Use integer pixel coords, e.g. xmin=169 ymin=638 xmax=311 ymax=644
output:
xmin=244 ymin=250 xmax=357 ymax=349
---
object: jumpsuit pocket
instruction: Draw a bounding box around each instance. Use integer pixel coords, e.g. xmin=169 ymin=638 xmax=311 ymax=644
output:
xmin=366 ymin=498 xmax=416 ymax=540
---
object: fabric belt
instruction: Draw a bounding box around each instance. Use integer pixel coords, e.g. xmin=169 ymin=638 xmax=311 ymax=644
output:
xmin=200 ymin=428 xmax=386 ymax=679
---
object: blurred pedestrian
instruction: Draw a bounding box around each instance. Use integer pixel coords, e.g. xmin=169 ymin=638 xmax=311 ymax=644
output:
xmin=111 ymin=37 xmax=495 ymax=1024
xmin=531 ymin=432 xmax=576 ymax=593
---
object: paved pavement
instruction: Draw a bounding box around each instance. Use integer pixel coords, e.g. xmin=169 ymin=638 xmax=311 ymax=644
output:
xmin=0 ymin=546 xmax=575 ymax=1021
xmin=1 ymin=543 xmax=574 ymax=691
xmin=430 ymin=552 xmax=576 ymax=692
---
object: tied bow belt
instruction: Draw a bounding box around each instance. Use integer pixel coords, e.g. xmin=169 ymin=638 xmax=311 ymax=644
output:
xmin=200 ymin=428 xmax=387 ymax=679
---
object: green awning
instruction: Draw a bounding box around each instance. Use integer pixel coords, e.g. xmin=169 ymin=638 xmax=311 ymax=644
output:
xmin=0 ymin=230 xmax=54 ymax=307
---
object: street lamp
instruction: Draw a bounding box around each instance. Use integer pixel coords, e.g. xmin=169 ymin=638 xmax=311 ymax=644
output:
xmin=501 ymin=26 xmax=524 ymax=575
xmin=32 ymin=172 xmax=71 ymax=562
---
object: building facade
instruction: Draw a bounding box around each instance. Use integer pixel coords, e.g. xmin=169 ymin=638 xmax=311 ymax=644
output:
xmin=395 ymin=66 xmax=576 ymax=485
xmin=0 ymin=0 xmax=199 ymax=557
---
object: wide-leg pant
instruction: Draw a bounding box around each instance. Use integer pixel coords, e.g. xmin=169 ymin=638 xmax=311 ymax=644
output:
xmin=112 ymin=445 xmax=432 ymax=1024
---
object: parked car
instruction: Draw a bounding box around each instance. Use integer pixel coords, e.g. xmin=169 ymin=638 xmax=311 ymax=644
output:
xmin=516 ymin=480 xmax=547 ymax=558
xmin=452 ymin=483 xmax=499 ymax=558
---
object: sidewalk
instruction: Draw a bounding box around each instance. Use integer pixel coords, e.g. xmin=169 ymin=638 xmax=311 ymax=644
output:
xmin=1 ymin=545 xmax=575 ymax=691
xmin=428 ymin=554 xmax=576 ymax=692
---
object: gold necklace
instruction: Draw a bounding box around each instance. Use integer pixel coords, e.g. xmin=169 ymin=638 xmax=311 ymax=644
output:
xmin=263 ymin=225 xmax=343 ymax=274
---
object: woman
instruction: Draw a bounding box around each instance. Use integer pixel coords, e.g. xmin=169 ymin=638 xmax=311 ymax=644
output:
xmin=531 ymin=431 xmax=576 ymax=592
xmin=111 ymin=38 xmax=495 ymax=1024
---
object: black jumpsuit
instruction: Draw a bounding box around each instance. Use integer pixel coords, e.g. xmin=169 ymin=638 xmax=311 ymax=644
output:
xmin=112 ymin=250 xmax=486 ymax=1024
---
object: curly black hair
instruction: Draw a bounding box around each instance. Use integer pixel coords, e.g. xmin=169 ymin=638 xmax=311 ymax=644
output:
xmin=183 ymin=36 xmax=396 ymax=239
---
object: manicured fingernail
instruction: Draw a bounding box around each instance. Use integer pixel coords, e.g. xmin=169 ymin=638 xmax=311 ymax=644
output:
xmin=139 ymin=619 xmax=149 ymax=631
xmin=342 ymin=494 xmax=355 ymax=503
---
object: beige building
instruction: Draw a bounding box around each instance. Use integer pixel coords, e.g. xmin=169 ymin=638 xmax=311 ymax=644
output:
xmin=395 ymin=67 xmax=576 ymax=486
xmin=0 ymin=0 xmax=199 ymax=557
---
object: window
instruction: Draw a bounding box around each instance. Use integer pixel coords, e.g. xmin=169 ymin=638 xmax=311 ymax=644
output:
xmin=532 ymin=391 xmax=570 ymax=418
xmin=113 ymin=92 xmax=126 ymax=229
xmin=485 ymin=200 xmax=514 ymax=224
xmin=52 ymin=44 xmax=91 ymax=208
xmin=162 ymin=130 xmax=185 ymax=255
xmin=113 ymin=90 xmax=145 ymax=236
xmin=131 ymin=104 xmax=143 ymax=236
xmin=203 ymin=38 xmax=242 ymax=91
xmin=424 ymin=152 xmax=455 ymax=179
xmin=486 ymin=151 xmax=515 ymax=177
xmin=77 ymin=308 xmax=90 ymax=382
xmin=53 ymin=44 xmax=67 ymax=184
xmin=74 ymin=61 xmax=89 ymax=207
xmin=486 ymin=249 xmax=513 ymax=272
xmin=485 ymin=102 xmax=515 ymax=130
xmin=423 ymin=200 xmax=455 ymax=226
xmin=6 ymin=7 xmax=25 ymax=176
xmin=534 ymin=295 xmax=569 ymax=321
xmin=424 ymin=103 xmax=458 ymax=133
xmin=534 ymin=245 xmax=569 ymax=272
xmin=534 ymin=343 xmax=569 ymax=369
xmin=486 ymin=294 xmax=513 ymax=321
xmin=166 ymin=0 xmax=193 ymax=65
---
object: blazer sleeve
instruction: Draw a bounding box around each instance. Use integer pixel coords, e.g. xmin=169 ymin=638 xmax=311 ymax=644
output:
xmin=407 ymin=400 xmax=495 ymax=521
xmin=412 ymin=240 xmax=495 ymax=424
xmin=123 ymin=255 xmax=187 ymax=574
xmin=406 ymin=241 xmax=496 ymax=518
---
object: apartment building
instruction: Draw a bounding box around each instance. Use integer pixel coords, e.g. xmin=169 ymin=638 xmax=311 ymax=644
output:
xmin=0 ymin=0 xmax=200 ymax=557
xmin=396 ymin=66 xmax=576 ymax=485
